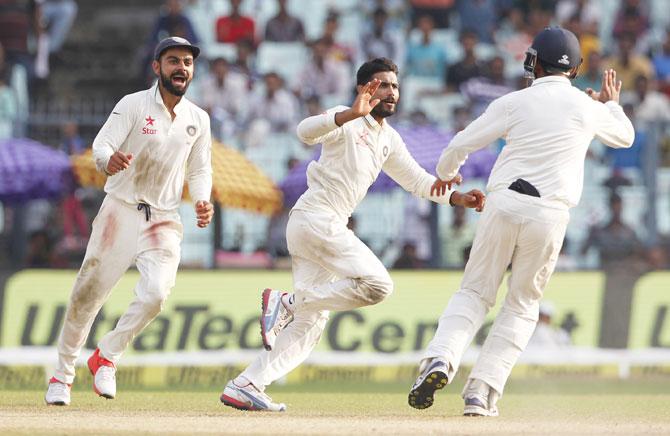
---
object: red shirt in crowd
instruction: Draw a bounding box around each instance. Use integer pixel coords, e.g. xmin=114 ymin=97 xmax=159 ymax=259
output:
xmin=216 ymin=15 xmax=255 ymax=44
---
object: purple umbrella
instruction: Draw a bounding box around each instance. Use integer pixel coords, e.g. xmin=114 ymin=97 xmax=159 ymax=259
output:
xmin=280 ymin=125 xmax=498 ymax=207
xmin=0 ymin=138 xmax=73 ymax=204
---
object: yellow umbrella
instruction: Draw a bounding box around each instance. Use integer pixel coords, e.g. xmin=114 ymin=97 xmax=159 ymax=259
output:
xmin=71 ymin=141 xmax=283 ymax=216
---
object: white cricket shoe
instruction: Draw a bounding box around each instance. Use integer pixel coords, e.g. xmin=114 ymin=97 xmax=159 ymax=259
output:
xmin=463 ymin=379 xmax=500 ymax=417
xmin=260 ymin=288 xmax=294 ymax=351
xmin=45 ymin=377 xmax=71 ymax=406
xmin=87 ymin=348 xmax=116 ymax=399
xmin=408 ymin=358 xmax=449 ymax=410
xmin=220 ymin=380 xmax=287 ymax=412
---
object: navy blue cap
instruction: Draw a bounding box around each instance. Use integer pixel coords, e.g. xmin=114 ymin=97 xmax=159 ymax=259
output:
xmin=154 ymin=36 xmax=200 ymax=61
xmin=531 ymin=27 xmax=581 ymax=70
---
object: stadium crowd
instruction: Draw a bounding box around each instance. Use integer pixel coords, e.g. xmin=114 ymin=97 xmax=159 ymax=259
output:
xmin=0 ymin=0 xmax=669 ymax=272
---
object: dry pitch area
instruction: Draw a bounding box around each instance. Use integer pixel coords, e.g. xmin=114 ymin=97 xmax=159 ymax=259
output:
xmin=1 ymin=380 xmax=669 ymax=435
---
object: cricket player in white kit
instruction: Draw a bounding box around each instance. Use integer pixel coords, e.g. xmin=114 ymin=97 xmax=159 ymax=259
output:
xmin=45 ymin=37 xmax=214 ymax=406
xmin=220 ymin=58 xmax=486 ymax=412
xmin=409 ymin=27 xmax=635 ymax=416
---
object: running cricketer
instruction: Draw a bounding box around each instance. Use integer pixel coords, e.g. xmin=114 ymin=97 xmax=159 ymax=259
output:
xmin=219 ymin=57 xmax=486 ymax=411
xmin=408 ymin=27 xmax=634 ymax=416
xmin=45 ymin=37 xmax=213 ymax=405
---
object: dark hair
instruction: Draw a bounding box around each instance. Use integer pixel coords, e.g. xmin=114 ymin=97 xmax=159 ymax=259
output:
xmin=356 ymin=57 xmax=398 ymax=85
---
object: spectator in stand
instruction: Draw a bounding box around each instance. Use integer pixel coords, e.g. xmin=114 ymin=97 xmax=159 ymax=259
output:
xmin=0 ymin=44 xmax=17 ymax=139
xmin=612 ymin=0 xmax=650 ymax=42
xmin=622 ymin=75 xmax=670 ymax=126
xmin=445 ymin=30 xmax=483 ymax=93
xmin=581 ymin=192 xmax=644 ymax=269
xmin=264 ymin=0 xmax=304 ymax=42
xmin=652 ymin=31 xmax=670 ymax=95
xmin=555 ymin=0 xmax=599 ymax=27
xmin=602 ymin=167 xmax=632 ymax=192
xmin=230 ymin=38 xmax=258 ymax=81
xmin=562 ymin=12 xmax=600 ymax=71
xmin=216 ymin=0 xmax=255 ymax=45
xmin=197 ymin=57 xmax=248 ymax=140
xmin=0 ymin=0 xmax=43 ymax=78
xmin=363 ymin=0 xmax=407 ymax=30
xmin=573 ymin=51 xmax=603 ymax=91
xmin=494 ymin=6 xmax=533 ymax=71
xmin=405 ymin=14 xmax=447 ymax=80
xmin=247 ymin=72 xmax=298 ymax=136
xmin=603 ymin=32 xmax=654 ymax=90
xmin=40 ymin=0 xmax=78 ymax=53
xmin=149 ymin=0 xmax=199 ymax=45
xmin=457 ymin=0 xmax=496 ymax=44
xmin=25 ymin=230 xmax=53 ymax=268
xmin=58 ymin=121 xmax=89 ymax=245
xmin=294 ymin=38 xmax=349 ymax=104
xmin=393 ymin=242 xmax=425 ymax=269
xmin=59 ymin=121 xmax=85 ymax=155
xmin=581 ymin=191 xmax=649 ymax=348
xmin=605 ymin=103 xmax=644 ymax=168
xmin=460 ymin=55 xmax=514 ymax=116
xmin=359 ymin=8 xmax=401 ymax=66
xmin=409 ymin=0 xmax=454 ymax=28
xmin=320 ymin=11 xmax=354 ymax=64
xmin=441 ymin=205 xmax=475 ymax=268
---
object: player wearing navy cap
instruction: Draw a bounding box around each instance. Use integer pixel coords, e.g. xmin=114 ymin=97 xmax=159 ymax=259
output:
xmin=409 ymin=27 xmax=635 ymax=416
xmin=45 ymin=37 xmax=213 ymax=406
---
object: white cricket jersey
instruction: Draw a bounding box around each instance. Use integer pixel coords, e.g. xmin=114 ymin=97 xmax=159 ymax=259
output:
xmin=294 ymin=106 xmax=453 ymax=221
xmin=437 ymin=75 xmax=635 ymax=208
xmin=92 ymin=83 xmax=212 ymax=212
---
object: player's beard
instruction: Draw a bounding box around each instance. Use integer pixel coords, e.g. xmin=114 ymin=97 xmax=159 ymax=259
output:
xmin=160 ymin=69 xmax=190 ymax=97
xmin=371 ymin=100 xmax=397 ymax=119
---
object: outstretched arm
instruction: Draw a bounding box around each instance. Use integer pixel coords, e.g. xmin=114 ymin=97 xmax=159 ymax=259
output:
xmin=383 ymin=135 xmax=485 ymax=211
xmin=586 ymin=69 xmax=635 ymax=149
xmin=436 ymin=96 xmax=508 ymax=181
xmin=296 ymin=79 xmax=381 ymax=145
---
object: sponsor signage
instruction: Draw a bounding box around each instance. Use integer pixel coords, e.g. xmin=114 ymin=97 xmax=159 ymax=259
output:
xmin=1 ymin=270 xmax=669 ymax=353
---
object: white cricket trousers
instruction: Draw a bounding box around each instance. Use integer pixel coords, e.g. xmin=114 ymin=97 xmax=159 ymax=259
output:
xmin=423 ymin=190 xmax=569 ymax=395
xmin=241 ymin=209 xmax=393 ymax=388
xmin=54 ymin=195 xmax=182 ymax=384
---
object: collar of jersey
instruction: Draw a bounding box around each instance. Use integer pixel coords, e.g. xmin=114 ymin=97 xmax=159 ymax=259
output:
xmin=531 ymin=75 xmax=571 ymax=87
xmin=152 ymin=82 xmax=187 ymax=114
xmin=363 ymin=113 xmax=384 ymax=130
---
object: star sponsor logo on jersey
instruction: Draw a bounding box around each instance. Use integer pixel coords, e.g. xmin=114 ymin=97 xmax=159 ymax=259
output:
xmin=142 ymin=116 xmax=157 ymax=134
xmin=558 ymin=54 xmax=570 ymax=65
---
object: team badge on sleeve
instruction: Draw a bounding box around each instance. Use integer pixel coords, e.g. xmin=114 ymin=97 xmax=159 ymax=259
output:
xmin=187 ymin=125 xmax=197 ymax=136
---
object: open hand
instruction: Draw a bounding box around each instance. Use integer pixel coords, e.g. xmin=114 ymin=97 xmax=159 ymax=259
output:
xmin=350 ymin=78 xmax=381 ymax=118
xmin=195 ymin=200 xmax=214 ymax=228
xmin=450 ymin=189 xmax=486 ymax=212
xmin=106 ymin=151 xmax=133 ymax=175
xmin=586 ymin=69 xmax=622 ymax=104
xmin=430 ymin=173 xmax=463 ymax=196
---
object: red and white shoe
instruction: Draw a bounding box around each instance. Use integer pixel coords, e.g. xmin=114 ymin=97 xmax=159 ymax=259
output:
xmin=45 ymin=377 xmax=71 ymax=405
xmin=87 ymin=348 xmax=116 ymax=399
xmin=220 ymin=380 xmax=286 ymax=412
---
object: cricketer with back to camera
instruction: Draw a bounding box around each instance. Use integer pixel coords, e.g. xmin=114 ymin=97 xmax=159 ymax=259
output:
xmin=408 ymin=26 xmax=635 ymax=417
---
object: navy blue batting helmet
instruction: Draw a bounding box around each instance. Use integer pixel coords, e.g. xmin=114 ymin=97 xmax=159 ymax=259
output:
xmin=523 ymin=27 xmax=582 ymax=79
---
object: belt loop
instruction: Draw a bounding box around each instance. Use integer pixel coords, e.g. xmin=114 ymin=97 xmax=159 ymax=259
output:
xmin=137 ymin=203 xmax=151 ymax=221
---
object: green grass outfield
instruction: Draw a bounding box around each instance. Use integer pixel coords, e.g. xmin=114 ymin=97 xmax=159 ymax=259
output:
xmin=2 ymin=379 xmax=669 ymax=435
